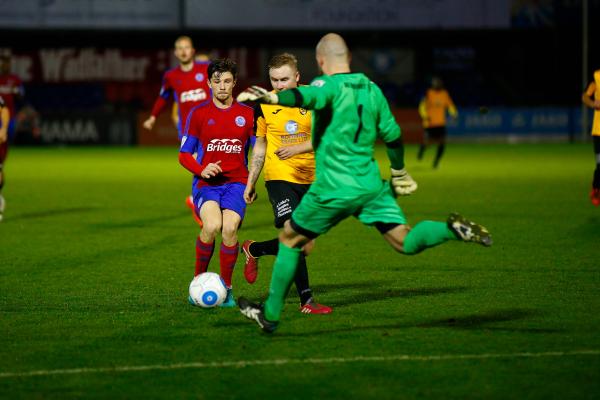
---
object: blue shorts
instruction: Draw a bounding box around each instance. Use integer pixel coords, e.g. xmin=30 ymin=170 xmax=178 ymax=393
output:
xmin=193 ymin=182 xmax=247 ymax=220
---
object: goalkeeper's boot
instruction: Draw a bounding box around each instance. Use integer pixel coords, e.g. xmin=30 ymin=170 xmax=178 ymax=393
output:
xmin=238 ymin=297 xmax=279 ymax=333
xmin=447 ymin=213 xmax=492 ymax=247
xmin=241 ymin=240 xmax=259 ymax=284
xmin=219 ymin=288 xmax=236 ymax=308
xmin=299 ymin=299 xmax=333 ymax=314
xmin=185 ymin=195 xmax=203 ymax=227
xmin=590 ymin=188 xmax=600 ymax=207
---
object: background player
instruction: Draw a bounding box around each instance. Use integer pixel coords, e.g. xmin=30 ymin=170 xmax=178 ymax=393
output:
xmin=242 ymin=53 xmax=332 ymax=314
xmin=0 ymin=54 xmax=24 ymax=221
xmin=417 ymin=76 xmax=457 ymax=169
xmin=143 ymin=36 xmax=210 ymax=226
xmin=236 ymin=33 xmax=492 ymax=333
xmin=582 ymin=68 xmax=600 ymax=206
xmin=179 ymin=59 xmax=254 ymax=307
xmin=0 ymin=96 xmax=9 ymax=221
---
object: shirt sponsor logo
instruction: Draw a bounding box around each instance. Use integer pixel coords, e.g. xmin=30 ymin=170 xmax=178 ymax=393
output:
xmin=206 ymin=138 xmax=243 ymax=153
xmin=311 ymin=79 xmax=326 ymax=87
xmin=195 ymin=73 xmax=205 ymax=82
xmin=180 ymin=88 xmax=207 ymax=103
xmin=235 ymin=116 xmax=246 ymax=127
xmin=285 ymin=120 xmax=298 ymax=134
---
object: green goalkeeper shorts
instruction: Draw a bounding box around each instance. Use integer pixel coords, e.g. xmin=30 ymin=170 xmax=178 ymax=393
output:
xmin=290 ymin=181 xmax=407 ymax=238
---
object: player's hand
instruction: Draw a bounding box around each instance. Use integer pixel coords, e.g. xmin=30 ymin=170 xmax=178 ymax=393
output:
xmin=0 ymin=129 xmax=6 ymax=144
xmin=201 ymin=160 xmax=222 ymax=179
xmin=390 ymin=168 xmax=418 ymax=196
xmin=274 ymin=145 xmax=299 ymax=160
xmin=236 ymin=86 xmax=278 ymax=104
xmin=594 ymin=100 xmax=600 ymax=110
xmin=143 ymin=116 xmax=156 ymax=130
xmin=244 ymin=184 xmax=257 ymax=204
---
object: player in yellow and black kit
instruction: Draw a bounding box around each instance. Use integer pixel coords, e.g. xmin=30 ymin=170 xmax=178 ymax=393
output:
xmin=417 ymin=76 xmax=457 ymax=168
xmin=582 ymin=69 xmax=600 ymax=206
xmin=242 ymin=53 xmax=331 ymax=314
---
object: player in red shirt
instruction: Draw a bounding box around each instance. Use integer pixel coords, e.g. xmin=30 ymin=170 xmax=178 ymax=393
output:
xmin=143 ymin=36 xmax=210 ymax=226
xmin=0 ymin=55 xmax=24 ymax=222
xmin=179 ymin=59 xmax=254 ymax=308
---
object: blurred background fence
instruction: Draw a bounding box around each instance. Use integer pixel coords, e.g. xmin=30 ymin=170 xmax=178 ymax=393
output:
xmin=1 ymin=0 xmax=598 ymax=145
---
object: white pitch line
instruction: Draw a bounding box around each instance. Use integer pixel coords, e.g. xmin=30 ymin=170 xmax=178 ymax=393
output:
xmin=1 ymin=350 xmax=599 ymax=379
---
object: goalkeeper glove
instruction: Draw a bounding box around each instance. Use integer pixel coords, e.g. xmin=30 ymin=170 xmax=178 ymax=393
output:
xmin=236 ymin=86 xmax=278 ymax=104
xmin=390 ymin=168 xmax=417 ymax=196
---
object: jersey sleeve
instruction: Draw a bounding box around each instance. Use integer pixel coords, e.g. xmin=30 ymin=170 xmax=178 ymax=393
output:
xmin=254 ymin=105 xmax=267 ymax=138
xmin=371 ymin=82 xmax=401 ymax=143
xmin=586 ymin=82 xmax=597 ymax=97
xmin=180 ymin=134 xmax=199 ymax=154
xmin=278 ymin=76 xmax=337 ymax=110
xmin=150 ymin=73 xmax=173 ymax=117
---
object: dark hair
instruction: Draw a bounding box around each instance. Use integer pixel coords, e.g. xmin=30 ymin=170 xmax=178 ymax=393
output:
xmin=208 ymin=58 xmax=237 ymax=80
xmin=268 ymin=53 xmax=298 ymax=71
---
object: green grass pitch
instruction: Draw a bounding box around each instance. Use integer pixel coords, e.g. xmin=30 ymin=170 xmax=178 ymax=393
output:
xmin=1 ymin=143 xmax=599 ymax=399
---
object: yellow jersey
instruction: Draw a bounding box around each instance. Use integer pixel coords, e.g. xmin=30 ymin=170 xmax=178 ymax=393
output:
xmin=418 ymin=89 xmax=457 ymax=128
xmin=585 ymin=69 xmax=600 ymax=136
xmin=255 ymin=102 xmax=315 ymax=184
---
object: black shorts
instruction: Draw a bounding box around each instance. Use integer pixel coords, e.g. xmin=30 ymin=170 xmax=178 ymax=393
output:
xmin=265 ymin=180 xmax=311 ymax=228
xmin=426 ymin=126 xmax=447 ymax=140
xmin=593 ymin=136 xmax=600 ymax=155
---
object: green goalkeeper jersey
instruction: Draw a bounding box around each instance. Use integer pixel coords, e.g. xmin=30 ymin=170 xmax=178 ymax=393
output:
xmin=278 ymin=73 xmax=401 ymax=198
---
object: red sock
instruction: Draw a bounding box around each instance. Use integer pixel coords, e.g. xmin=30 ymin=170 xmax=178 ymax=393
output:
xmin=195 ymin=238 xmax=214 ymax=276
xmin=219 ymin=242 xmax=239 ymax=287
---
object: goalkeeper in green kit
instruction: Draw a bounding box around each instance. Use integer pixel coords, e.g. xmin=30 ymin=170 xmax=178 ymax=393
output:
xmin=236 ymin=33 xmax=492 ymax=333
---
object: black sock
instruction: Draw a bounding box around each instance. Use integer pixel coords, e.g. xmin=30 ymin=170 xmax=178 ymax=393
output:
xmin=417 ymin=144 xmax=426 ymax=160
xmin=248 ymin=238 xmax=279 ymax=257
xmin=593 ymin=165 xmax=600 ymax=189
xmin=433 ymin=144 xmax=445 ymax=168
xmin=294 ymin=254 xmax=312 ymax=305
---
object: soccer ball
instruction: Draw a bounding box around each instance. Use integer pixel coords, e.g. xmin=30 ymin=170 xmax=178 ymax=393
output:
xmin=189 ymin=272 xmax=228 ymax=308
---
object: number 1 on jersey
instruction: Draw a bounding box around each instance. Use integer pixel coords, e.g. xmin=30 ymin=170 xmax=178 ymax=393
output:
xmin=353 ymin=104 xmax=363 ymax=143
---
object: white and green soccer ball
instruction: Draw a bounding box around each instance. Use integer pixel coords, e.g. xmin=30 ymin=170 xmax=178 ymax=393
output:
xmin=189 ymin=272 xmax=227 ymax=308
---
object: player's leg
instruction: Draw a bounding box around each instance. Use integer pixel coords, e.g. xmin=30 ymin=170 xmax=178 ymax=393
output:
xmin=195 ymin=191 xmax=223 ymax=276
xmin=591 ymin=136 xmax=600 ymax=206
xmin=417 ymin=128 xmax=428 ymax=161
xmin=431 ymin=127 xmax=446 ymax=168
xmin=0 ymin=141 xmax=8 ymax=221
xmin=359 ymin=184 xmax=492 ymax=254
xmin=187 ymin=177 xmax=203 ymax=227
xmin=239 ymin=190 xmax=348 ymax=331
xmin=218 ymin=183 xmax=246 ymax=307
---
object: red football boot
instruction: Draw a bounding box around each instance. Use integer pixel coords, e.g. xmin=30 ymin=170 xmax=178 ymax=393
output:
xmin=241 ymin=240 xmax=258 ymax=284
xmin=299 ymin=300 xmax=333 ymax=314
xmin=591 ymin=188 xmax=600 ymax=206
xmin=185 ymin=195 xmax=203 ymax=227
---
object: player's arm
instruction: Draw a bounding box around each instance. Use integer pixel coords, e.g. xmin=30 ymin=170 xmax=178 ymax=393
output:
xmin=582 ymin=83 xmax=600 ymax=109
xmin=0 ymin=103 xmax=8 ymax=144
xmin=144 ymin=75 xmax=172 ymax=130
xmin=178 ymin=110 xmax=222 ymax=179
xmin=171 ymin=103 xmax=179 ymax=129
xmin=446 ymin=92 xmax=458 ymax=119
xmin=372 ymin=83 xmax=417 ymax=196
xmin=245 ymin=106 xmax=267 ymax=204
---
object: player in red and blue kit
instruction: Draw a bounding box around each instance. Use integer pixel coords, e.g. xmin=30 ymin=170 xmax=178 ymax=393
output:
xmin=0 ymin=55 xmax=24 ymax=222
xmin=179 ymin=59 xmax=254 ymax=308
xmin=143 ymin=36 xmax=210 ymax=226
xmin=143 ymin=36 xmax=210 ymax=138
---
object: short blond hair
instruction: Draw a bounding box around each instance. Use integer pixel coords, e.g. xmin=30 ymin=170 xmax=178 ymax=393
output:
xmin=174 ymin=35 xmax=194 ymax=48
xmin=268 ymin=53 xmax=298 ymax=72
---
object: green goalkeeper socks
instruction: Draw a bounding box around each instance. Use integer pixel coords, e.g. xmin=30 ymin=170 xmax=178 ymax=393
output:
xmin=402 ymin=221 xmax=456 ymax=255
xmin=264 ymin=242 xmax=301 ymax=321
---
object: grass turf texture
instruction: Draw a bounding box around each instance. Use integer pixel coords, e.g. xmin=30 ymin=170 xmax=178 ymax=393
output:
xmin=0 ymin=144 xmax=599 ymax=399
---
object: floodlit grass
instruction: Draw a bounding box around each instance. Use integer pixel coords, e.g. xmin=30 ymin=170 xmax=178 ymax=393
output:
xmin=1 ymin=144 xmax=599 ymax=399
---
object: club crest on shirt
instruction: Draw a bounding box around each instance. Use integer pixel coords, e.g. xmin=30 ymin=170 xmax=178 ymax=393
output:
xmin=299 ymin=108 xmax=307 ymax=115
xmin=235 ymin=116 xmax=246 ymax=127
xmin=285 ymin=120 xmax=298 ymax=134
xmin=311 ymin=79 xmax=326 ymax=87
xmin=195 ymin=73 xmax=205 ymax=82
